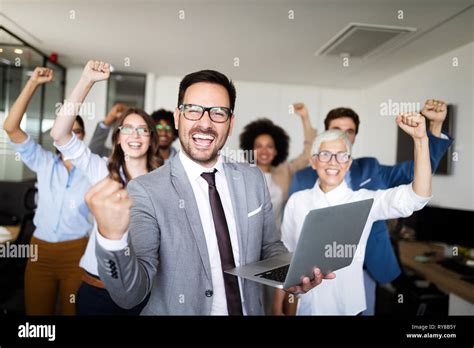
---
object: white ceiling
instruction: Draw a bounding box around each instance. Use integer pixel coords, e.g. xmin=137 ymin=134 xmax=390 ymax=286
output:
xmin=1 ymin=0 xmax=473 ymax=88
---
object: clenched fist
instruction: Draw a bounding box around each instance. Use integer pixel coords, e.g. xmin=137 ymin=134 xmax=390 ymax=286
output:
xmin=422 ymin=99 xmax=447 ymax=123
xmin=85 ymin=177 xmax=131 ymax=240
xmin=292 ymin=102 xmax=309 ymax=119
xmin=103 ymin=102 xmax=128 ymax=126
xmin=396 ymin=112 xmax=427 ymax=140
xmin=82 ymin=60 xmax=111 ymax=83
xmin=30 ymin=67 xmax=54 ymax=85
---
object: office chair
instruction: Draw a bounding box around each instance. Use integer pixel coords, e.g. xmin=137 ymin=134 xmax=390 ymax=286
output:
xmin=0 ymin=185 xmax=37 ymax=314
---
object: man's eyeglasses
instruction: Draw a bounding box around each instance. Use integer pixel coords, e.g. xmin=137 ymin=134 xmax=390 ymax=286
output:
xmin=313 ymin=151 xmax=351 ymax=164
xmin=179 ymin=104 xmax=232 ymax=123
xmin=118 ymin=126 xmax=151 ymax=137
xmin=156 ymin=124 xmax=173 ymax=132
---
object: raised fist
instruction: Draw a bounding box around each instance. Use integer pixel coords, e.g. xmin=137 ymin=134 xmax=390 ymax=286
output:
xmin=292 ymin=102 xmax=309 ymax=118
xmin=85 ymin=177 xmax=131 ymax=240
xmin=82 ymin=60 xmax=111 ymax=83
xmin=396 ymin=112 xmax=427 ymax=140
xmin=30 ymin=67 xmax=54 ymax=85
xmin=421 ymin=99 xmax=447 ymax=123
xmin=104 ymin=102 xmax=128 ymax=126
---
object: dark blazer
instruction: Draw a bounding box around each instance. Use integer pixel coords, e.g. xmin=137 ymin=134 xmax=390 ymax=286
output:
xmin=89 ymin=122 xmax=112 ymax=158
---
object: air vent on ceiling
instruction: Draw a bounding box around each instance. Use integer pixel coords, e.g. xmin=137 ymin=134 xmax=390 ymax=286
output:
xmin=315 ymin=23 xmax=417 ymax=58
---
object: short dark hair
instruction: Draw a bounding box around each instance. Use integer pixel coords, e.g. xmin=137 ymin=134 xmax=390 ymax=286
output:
xmin=150 ymin=109 xmax=178 ymax=137
xmin=324 ymin=107 xmax=360 ymax=134
xmin=75 ymin=115 xmax=85 ymax=131
xmin=239 ymin=118 xmax=289 ymax=167
xmin=177 ymin=70 xmax=236 ymax=112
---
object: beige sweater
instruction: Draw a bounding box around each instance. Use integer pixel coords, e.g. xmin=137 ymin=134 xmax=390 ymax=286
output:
xmin=270 ymin=127 xmax=317 ymax=202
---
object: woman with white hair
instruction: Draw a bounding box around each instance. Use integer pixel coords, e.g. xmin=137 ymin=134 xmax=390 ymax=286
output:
xmin=273 ymin=112 xmax=432 ymax=315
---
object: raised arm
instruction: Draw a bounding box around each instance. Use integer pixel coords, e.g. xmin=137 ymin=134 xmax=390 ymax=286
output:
xmin=4 ymin=67 xmax=53 ymax=143
xmin=378 ymin=99 xmax=452 ymax=187
xmin=87 ymin=177 xmax=159 ymax=309
xmin=422 ymin=99 xmax=448 ymax=138
xmin=89 ymin=103 xmax=127 ymax=156
xmin=50 ymin=60 xmax=110 ymax=145
xmin=369 ymin=113 xmax=432 ymax=222
xmin=288 ymin=103 xmax=317 ymax=174
xmin=396 ymin=112 xmax=431 ymax=197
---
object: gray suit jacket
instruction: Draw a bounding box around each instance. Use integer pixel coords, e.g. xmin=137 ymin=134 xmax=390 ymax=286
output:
xmin=96 ymin=154 xmax=287 ymax=315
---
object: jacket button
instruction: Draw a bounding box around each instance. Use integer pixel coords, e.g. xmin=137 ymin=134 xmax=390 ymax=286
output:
xmin=205 ymin=289 xmax=213 ymax=297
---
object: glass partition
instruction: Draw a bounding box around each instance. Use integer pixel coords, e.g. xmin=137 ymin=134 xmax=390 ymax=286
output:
xmin=0 ymin=26 xmax=65 ymax=181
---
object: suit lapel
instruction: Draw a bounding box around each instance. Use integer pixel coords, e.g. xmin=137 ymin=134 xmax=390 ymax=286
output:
xmin=223 ymin=162 xmax=249 ymax=265
xmin=170 ymin=156 xmax=212 ymax=282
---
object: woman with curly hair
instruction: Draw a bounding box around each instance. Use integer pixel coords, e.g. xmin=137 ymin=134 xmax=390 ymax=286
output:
xmin=239 ymin=103 xmax=316 ymax=227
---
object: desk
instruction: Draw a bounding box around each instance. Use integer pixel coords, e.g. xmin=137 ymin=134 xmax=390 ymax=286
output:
xmin=0 ymin=225 xmax=21 ymax=244
xmin=399 ymin=240 xmax=474 ymax=314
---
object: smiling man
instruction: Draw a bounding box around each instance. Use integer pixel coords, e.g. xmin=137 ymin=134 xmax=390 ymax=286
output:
xmin=150 ymin=109 xmax=178 ymax=163
xmin=86 ymin=70 xmax=335 ymax=315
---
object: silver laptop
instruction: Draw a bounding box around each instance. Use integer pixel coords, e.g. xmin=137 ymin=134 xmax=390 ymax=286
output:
xmin=225 ymin=199 xmax=374 ymax=289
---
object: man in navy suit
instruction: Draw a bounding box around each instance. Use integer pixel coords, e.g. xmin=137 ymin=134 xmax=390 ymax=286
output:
xmin=288 ymin=100 xmax=453 ymax=314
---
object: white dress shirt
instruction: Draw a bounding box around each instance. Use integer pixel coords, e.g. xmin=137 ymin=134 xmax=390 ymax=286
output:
xmin=179 ymin=150 xmax=245 ymax=315
xmin=281 ymin=179 xmax=431 ymax=315
xmin=97 ymin=150 xmax=245 ymax=315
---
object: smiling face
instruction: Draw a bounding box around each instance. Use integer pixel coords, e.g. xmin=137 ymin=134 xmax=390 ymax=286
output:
xmin=157 ymin=119 xmax=175 ymax=149
xmin=117 ymin=113 xmax=151 ymax=159
xmin=254 ymin=134 xmax=277 ymax=167
xmin=311 ymin=138 xmax=352 ymax=192
xmin=174 ymin=82 xmax=234 ymax=167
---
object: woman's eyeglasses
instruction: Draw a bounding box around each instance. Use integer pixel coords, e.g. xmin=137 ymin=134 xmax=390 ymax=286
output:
xmin=313 ymin=151 xmax=351 ymax=164
xmin=156 ymin=124 xmax=173 ymax=132
xmin=118 ymin=126 xmax=151 ymax=137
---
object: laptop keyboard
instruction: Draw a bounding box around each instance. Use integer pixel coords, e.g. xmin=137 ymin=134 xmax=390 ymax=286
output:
xmin=255 ymin=264 xmax=290 ymax=283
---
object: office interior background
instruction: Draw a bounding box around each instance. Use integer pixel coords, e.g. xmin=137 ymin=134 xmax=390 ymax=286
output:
xmin=0 ymin=0 xmax=473 ymax=316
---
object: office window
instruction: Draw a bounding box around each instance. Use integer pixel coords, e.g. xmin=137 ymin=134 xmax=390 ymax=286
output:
xmin=0 ymin=26 xmax=65 ymax=182
xmin=106 ymin=72 xmax=146 ymax=112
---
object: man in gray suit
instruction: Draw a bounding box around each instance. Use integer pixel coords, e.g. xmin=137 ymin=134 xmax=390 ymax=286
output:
xmin=86 ymin=70 xmax=334 ymax=315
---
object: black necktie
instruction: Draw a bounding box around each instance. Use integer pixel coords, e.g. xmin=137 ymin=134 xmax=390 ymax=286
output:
xmin=201 ymin=169 xmax=243 ymax=315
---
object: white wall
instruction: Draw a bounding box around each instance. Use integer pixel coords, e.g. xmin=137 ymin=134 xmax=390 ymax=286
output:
xmin=363 ymin=42 xmax=473 ymax=210
xmin=152 ymin=76 xmax=364 ymax=161
xmin=64 ymin=42 xmax=473 ymax=210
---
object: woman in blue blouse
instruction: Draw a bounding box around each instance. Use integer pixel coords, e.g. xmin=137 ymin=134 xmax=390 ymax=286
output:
xmin=4 ymin=67 xmax=92 ymax=315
